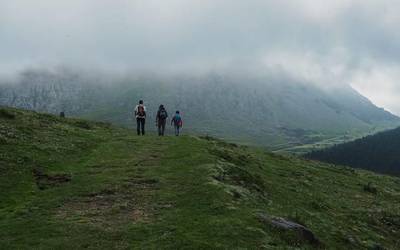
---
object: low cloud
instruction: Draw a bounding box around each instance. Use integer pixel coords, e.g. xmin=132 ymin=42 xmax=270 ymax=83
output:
xmin=1 ymin=0 xmax=400 ymax=114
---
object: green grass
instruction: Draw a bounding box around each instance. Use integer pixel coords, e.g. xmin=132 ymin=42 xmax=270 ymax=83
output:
xmin=1 ymin=106 xmax=400 ymax=249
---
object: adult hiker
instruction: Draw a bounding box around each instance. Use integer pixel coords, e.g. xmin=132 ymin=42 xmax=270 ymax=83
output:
xmin=171 ymin=110 xmax=183 ymax=136
xmin=134 ymin=100 xmax=146 ymax=135
xmin=156 ymin=104 xmax=168 ymax=136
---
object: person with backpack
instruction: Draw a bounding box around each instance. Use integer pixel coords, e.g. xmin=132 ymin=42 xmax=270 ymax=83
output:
xmin=134 ymin=100 xmax=146 ymax=135
xmin=156 ymin=104 xmax=168 ymax=136
xmin=171 ymin=110 xmax=183 ymax=136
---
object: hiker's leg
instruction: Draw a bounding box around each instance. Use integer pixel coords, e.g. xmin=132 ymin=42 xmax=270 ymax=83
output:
xmin=141 ymin=119 xmax=145 ymax=135
xmin=161 ymin=120 xmax=166 ymax=136
xmin=157 ymin=123 xmax=162 ymax=136
xmin=177 ymin=126 xmax=180 ymax=136
xmin=175 ymin=125 xmax=178 ymax=136
xmin=136 ymin=118 xmax=140 ymax=135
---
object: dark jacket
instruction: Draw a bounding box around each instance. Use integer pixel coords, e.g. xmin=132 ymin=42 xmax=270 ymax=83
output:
xmin=156 ymin=108 xmax=168 ymax=124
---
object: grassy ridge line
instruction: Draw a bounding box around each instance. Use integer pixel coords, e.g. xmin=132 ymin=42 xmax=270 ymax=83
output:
xmin=1 ymin=106 xmax=400 ymax=249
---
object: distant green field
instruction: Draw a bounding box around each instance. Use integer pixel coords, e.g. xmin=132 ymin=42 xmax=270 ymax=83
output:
xmin=272 ymin=124 xmax=400 ymax=155
xmin=1 ymin=107 xmax=400 ymax=249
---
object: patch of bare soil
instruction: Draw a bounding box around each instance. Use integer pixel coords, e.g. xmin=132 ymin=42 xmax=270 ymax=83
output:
xmin=33 ymin=167 xmax=71 ymax=190
xmin=56 ymin=177 xmax=160 ymax=227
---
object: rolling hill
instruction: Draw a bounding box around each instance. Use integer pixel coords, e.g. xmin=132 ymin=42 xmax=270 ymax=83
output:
xmin=305 ymin=126 xmax=400 ymax=176
xmin=1 ymin=106 xmax=400 ymax=249
xmin=1 ymin=69 xmax=399 ymax=152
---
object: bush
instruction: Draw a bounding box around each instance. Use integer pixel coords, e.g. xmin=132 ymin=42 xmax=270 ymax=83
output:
xmin=363 ymin=182 xmax=378 ymax=194
xmin=0 ymin=109 xmax=16 ymax=119
xmin=74 ymin=120 xmax=92 ymax=129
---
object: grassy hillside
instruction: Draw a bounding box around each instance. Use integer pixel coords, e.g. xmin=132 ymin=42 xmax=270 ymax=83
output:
xmin=305 ymin=127 xmax=400 ymax=176
xmin=1 ymin=106 xmax=400 ymax=249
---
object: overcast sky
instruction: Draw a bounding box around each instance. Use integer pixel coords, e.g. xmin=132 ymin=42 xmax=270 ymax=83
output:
xmin=1 ymin=0 xmax=400 ymax=114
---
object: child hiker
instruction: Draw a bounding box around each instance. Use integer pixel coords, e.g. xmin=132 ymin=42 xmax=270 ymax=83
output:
xmin=171 ymin=110 xmax=183 ymax=136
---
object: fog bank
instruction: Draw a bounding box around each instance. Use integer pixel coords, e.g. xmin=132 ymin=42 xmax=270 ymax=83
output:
xmin=1 ymin=0 xmax=400 ymax=114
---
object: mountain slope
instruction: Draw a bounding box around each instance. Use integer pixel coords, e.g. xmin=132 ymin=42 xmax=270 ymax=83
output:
xmin=1 ymin=106 xmax=400 ymax=249
xmin=1 ymin=69 xmax=399 ymax=151
xmin=305 ymin=127 xmax=400 ymax=176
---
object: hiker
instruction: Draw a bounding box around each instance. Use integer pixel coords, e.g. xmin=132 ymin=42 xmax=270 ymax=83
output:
xmin=156 ymin=104 xmax=168 ymax=136
xmin=171 ymin=110 xmax=183 ymax=136
xmin=134 ymin=100 xmax=146 ymax=135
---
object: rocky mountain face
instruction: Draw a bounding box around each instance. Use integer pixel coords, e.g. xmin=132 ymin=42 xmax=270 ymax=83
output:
xmin=0 ymin=69 xmax=104 ymax=115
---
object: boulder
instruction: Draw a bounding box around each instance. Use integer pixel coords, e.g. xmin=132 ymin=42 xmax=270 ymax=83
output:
xmin=257 ymin=213 xmax=321 ymax=246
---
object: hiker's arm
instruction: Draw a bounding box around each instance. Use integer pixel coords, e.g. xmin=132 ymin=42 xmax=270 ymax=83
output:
xmin=155 ymin=111 xmax=159 ymax=124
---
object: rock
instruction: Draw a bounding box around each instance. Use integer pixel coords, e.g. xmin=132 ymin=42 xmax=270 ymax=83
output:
xmin=345 ymin=235 xmax=357 ymax=245
xmin=257 ymin=213 xmax=321 ymax=246
xmin=370 ymin=243 xmax=386 ymax=250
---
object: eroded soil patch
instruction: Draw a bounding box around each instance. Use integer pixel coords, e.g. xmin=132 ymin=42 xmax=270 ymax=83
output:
xmin=33 ymin=167 xmax=71 ymax=190
xmin=56 ymin=177 xmax=160 ymax=227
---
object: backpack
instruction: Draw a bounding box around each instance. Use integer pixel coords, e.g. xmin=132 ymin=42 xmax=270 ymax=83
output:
xmin=137 ymin=105 xmax=145 ymax=117
xmin=174 ymin=115 xmax=182 ymax=127
xmin=159 ymin=109 xmax=167 ymax=120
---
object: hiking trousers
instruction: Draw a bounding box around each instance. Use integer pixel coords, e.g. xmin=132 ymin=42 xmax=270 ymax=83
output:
xmin=158 ymin=119 xmax=166 ymax=136
xmin=136 ymin=118 xmax=145 ymax=135
xmin=174 ymin=125 xmax=181 ymax=136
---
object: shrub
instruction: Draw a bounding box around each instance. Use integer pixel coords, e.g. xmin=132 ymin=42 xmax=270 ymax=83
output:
xmin=0 ymin=109 xmax=16 ymax=119
xmin=363 ymin=182 xmax=378 ymax=194
xmin=74 ymin=120 xmax=92 ymax=129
